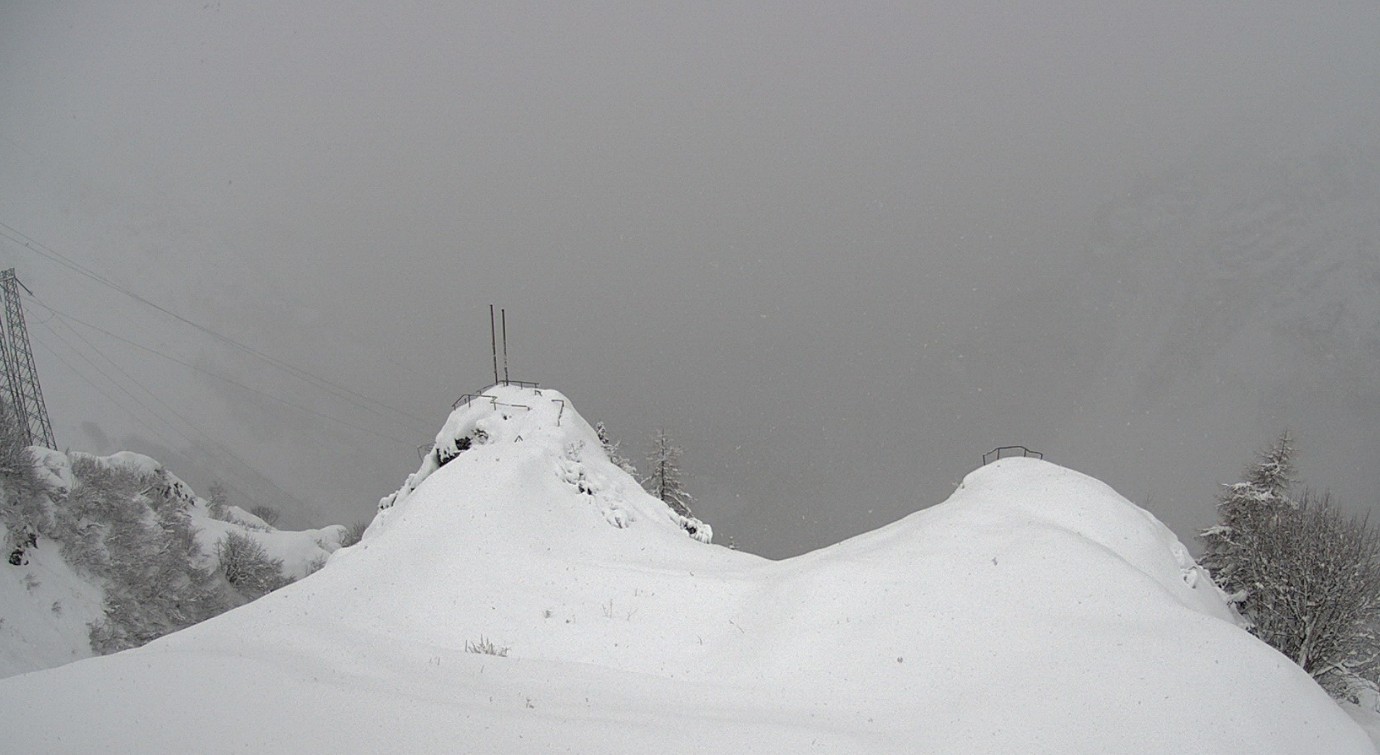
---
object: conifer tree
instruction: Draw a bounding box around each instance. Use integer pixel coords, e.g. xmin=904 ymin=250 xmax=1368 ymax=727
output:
xmin=594 ymin=421 xmax=638 ymax=477
xmin=643 ymin=428 xmax=693 ymax=519
xmin=1199 ymin=431 xmax=1296 ymax=602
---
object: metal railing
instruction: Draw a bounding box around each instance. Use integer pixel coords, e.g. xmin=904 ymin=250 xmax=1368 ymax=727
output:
xmin=982 ymin=445 xmax=1044 ymax=465
xmin=451 ymin=380 xmax=540 ymax=409
xmin=415 ymin=382 xmax=548 ymax=459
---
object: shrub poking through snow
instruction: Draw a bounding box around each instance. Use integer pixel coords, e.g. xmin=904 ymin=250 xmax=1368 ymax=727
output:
xmin=465 ymin=636 xmax=509 ymax=657
xmin=341 ymin=518 xmax=371 ymax=547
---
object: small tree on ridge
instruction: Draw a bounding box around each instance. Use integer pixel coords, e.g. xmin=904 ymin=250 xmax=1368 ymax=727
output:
xmin=643 ymin=428 xmax=693 ymax=519
xmin=595 ymin=421 xmax=638 ymax=477
xmin=1200 ymin=431 xmax=1296 ymax=603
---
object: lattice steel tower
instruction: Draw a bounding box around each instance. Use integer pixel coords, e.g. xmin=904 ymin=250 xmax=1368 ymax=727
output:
xmin=0 ymin=269 xmax=55 ymax=449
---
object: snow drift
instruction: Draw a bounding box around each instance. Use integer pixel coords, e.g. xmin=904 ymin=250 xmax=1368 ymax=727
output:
xmin=0 ymin=385 xmax=1368 ymax=752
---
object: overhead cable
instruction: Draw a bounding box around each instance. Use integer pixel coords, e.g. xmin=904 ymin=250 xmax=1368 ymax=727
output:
xmin=0 ymin=220 xmax=432 ymax=428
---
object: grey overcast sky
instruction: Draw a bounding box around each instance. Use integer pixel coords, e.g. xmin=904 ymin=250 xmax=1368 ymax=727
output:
xmin=2 ymin=2 xmax=1379 ymax=557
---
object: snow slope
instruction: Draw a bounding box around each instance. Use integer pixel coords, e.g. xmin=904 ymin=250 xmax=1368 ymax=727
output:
xmin=0 ymin=449 xmax=346 ymax=678
xmin=0 ymin=386 xmax=1368 ymax=752
xmin=0 ymin=530 xmax=105 ymax=679
xmin=60 ymin=450 xmax=350 ymax=582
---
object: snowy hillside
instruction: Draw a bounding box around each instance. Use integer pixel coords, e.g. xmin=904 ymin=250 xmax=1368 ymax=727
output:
xmin=0 ymin=386 xmax=1369 ymax=752
xmin=0 ymin=449 xmax=345 ymax=678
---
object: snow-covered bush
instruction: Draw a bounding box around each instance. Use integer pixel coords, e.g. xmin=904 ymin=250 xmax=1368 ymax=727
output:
xmin=72 ymin=456 xmax=230 ymax=654
xmin=217 ymin=531 xmax=289 ymax=602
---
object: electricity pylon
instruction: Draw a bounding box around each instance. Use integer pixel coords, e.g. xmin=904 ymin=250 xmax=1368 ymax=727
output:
xmin=0 ymin=269 xmax=55 ymax=449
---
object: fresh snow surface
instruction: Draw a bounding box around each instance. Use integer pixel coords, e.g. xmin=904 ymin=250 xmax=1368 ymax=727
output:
xmin=0 ymin=385 xmax=1370 ymax=753
xmin=0 ymin=531 xmax=105 ymax=679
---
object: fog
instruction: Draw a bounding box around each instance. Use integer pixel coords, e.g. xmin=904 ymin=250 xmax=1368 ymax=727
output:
xmin=2 ymin=2 xmax=1378 ymax=557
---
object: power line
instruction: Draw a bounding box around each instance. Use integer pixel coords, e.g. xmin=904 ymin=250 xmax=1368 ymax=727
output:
xmin=32 ymin=329 xmax=173 ymax=449
xmin=0 ymin=219 xmax=433 ymax=427
xmin=50 ymin=315 xmax=320 ymax=511
xmin=27 ymin=296 xmax=417 ymax=447
xmin=34 ymin=317 xmax=313 ymax=513
xmin=37 ymin=320 xmax=194 ymax=446
xmin=33 ymin=333 xmax=268 ymax=510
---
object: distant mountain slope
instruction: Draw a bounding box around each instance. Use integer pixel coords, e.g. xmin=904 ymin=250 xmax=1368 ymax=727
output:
xmin=0 ymin=386 xmax=1366 ymax=752
xmin=1016 ymin=134 xmax=1380 ymax=540
xmin=0 ymin=448 xmax=345 ymax=678
xmin=1083 ymin=137 xmax=1380 ymax=404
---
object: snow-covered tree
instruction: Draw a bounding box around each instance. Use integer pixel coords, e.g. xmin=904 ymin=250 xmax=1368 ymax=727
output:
xmin=1200 ymin=433 xmax=1380 ymax=699
xmin=594 ymin=421 xmax=638 ymax=477
xmin=64 ymin=456 xmax=232 ymax=653
xmin=643 ymin=428 xmax=693 ymax=519
xmin=1243 ymin=493 xmax=1380 ymax=697
xmin=1199 ymin=432 xmax=1296 ymax=602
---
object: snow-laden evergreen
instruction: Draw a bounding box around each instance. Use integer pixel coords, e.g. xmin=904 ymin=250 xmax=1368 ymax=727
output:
xmin=1200 ymin=432 xmax=1297 ymax=604
xmin=593 ymin=421 xmax=638 ymax=477
xmin=0 ymin=386 xmax=1368 ymax=752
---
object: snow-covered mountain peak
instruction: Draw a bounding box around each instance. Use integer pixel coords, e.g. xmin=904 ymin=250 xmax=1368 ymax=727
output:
xmin=373 ymin=384 xmax=711 ymax=546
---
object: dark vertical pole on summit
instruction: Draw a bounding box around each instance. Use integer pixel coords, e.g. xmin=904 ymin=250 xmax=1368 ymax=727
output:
xmin=501 ymin=308 xmax=510 ymax=385
xmin=489 ymin=304 xmax=499 ymax=386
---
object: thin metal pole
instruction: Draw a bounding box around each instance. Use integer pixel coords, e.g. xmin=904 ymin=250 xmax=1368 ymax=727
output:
xmin=501 ymin=308 xmax=509 ymax=384
xmin=489 ymin=305 xmax=498 ymax=386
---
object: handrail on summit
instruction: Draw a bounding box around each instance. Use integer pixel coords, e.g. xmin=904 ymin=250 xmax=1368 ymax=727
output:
xmin=451 ymin=380 xmax=541 ymax=410
xmin=982 ymin=446 xmax=1044 ymax=465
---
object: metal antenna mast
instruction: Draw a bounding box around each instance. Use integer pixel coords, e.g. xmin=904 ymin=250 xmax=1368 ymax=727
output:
xmin=489 ymin=304 xmax=499 ymax=386
xmin=501 ymin=308 xmax=509 ymax=384
xmin=0 ymin=269 xmax=56 ymax=449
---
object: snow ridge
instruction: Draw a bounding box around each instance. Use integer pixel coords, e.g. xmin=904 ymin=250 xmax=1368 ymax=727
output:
xmin=0 ymin=391 xmax=1370 ymax=752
